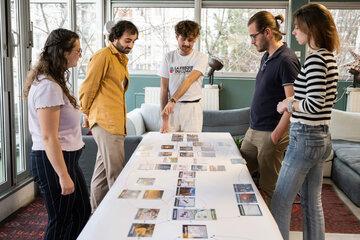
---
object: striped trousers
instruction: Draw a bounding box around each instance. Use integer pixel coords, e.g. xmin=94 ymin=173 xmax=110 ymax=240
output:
xmin=30 ymin=149 xmax=91 ymax=240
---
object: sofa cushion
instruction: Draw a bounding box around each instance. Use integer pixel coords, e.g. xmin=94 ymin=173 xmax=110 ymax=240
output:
xmin=140 ymin=103 xmax=161 ymax=131
xmin=203 ymin=108 xmax=250 ymax=137
xmin=330 ymin=109 xmax=360 ymax=142
xmin=127 ymin=108 xmax=146 ymax=136
xmin=332 ymin=140 xmax=360 ymax=176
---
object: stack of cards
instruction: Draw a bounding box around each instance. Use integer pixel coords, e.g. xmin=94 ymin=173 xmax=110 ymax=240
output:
xmin=233 ymin=184 xmax=262 ymax=216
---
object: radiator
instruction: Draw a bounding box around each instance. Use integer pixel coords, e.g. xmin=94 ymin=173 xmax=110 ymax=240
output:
xmin=144 ymin=86 xmax=220 ymax=110
xmin=346 ymin=87 xmax=360 ymax=112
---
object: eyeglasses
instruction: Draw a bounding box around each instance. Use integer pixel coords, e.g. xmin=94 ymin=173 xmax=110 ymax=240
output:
xmin=72 ymin=48 xmax=82 ymax=54
xmin=249 ymin=28 xmax=266 ymax=41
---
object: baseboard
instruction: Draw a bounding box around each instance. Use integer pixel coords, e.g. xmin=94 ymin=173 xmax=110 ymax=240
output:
xmin=0 ymin=181 xmax=36 ymax=222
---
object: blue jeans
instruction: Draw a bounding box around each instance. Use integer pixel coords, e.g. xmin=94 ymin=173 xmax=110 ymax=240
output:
xmin=271 ymin=122 xmax=332 ymax=240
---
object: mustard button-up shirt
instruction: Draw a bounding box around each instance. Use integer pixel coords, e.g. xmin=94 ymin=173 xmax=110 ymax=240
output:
xmin=79 ymin=43 xmax=129 ymax=135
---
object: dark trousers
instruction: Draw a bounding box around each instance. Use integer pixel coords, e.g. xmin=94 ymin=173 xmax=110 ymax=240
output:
xmin=30 ymin=149 xmax=91 ymax=240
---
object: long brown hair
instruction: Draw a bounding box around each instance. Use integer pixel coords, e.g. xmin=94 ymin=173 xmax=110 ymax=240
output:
xmin=23 ymin=28 xmax=79 ymax=108
xmin=248 ymin=11 xmax=285 ymax=41
xmin=293 ymin=3 xmax=340 ymax=53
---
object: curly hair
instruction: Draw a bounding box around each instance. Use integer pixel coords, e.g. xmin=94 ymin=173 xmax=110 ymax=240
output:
xmin=23 ymin=28 xmax=79 ymax=108
xmin=108 ymin=20 xmax=138 ymax=42
xmin=175 ymin=20 xmax=200 ymax=38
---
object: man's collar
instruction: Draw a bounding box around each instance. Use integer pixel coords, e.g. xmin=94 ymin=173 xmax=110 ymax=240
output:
xmin=267 ymin=42 xmax=287 ymax=60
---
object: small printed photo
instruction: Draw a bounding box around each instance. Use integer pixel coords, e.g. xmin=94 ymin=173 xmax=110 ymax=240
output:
xmin=201 ymin=146 xmax=214 ymax=152
xmin=135 ymin=208 xmax=160 ymax=220
xmin=118 ymin=189 xmax=141 ymax=199
xmin=128 ymin=223 xmax=155 ymax=237
xmin=180 ymin=146 xmax=193 ymax=151
xmin=176 ymin=187 xmax=196 ymax=196
xmin=231 ymin=158 xmax=247 ymax=164
xmin=191 ymin=165 xmax=207 ymax=171
xmin=138 ymin=164 xmax=155 ymax=170
xmin=182 ymin=225 xmax=208 ymax=239
xmin=136 ymin=178 xmax=155 ymax=186
xmin=209 ymin=165 xmax=226 ymax=171
xmin=171 ymin=134 xmax=184 ymax=142
xmin=238 ymin=204 xmax=262 ymax=216
xmin=143 ymin=190 xmax=164 ymax=199
xmin=159 ymin=152 xmax=172 ymax=157
xmin=172 ymin=209 xmax=195 ymax=220
xmin=177 ymin=178 xmax=195 ymax=187
xmin=201 ymin=151 xmax=216 ymax=157
xmin=233 ymin=184 xmax=254 ymax=193
xmin=187 ymin=134 xmax=199 ymax=139
xmin=194 ymin=209 xmax=217 ymax=220
xmin=178 ymin=171 xmax=196 ymax=178
xmin=163 ymin=157 xmax=178 ymax=163
xmin=180 ymin=152 xmax=194 ymax=157
xmin=161 ymin=144 xmax=174 ymax=149
xmin=236 ymin=193 xmax=257 ymax=204
xmin=155 ymin=164 xmax=172 ymax=170
xmin=174 ymin=196 xmax=196 ymax=207
xmin=193 ymin=141 xmax=203 ymax=147
xmin=173 ymin=164 xmax=189 ymax=171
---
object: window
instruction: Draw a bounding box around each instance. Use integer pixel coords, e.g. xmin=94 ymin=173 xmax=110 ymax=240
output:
xmin=201 ymin=8 xmax=286 ymax=75
xmin=112 ymin=7 xmax=194 ymax=73
xmin=330 ymin=9 xmax=360 ymax=78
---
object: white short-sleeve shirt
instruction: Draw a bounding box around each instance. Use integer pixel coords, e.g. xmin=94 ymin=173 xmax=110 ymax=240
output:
xmin=159 ymin=49 xmax=208 ymax=101
xmin=28 ymin=75 xmax=84 ymax=151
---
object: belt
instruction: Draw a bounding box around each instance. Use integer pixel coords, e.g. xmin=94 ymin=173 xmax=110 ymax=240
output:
xmin=178 ymin=99 xmax=201 ymax=103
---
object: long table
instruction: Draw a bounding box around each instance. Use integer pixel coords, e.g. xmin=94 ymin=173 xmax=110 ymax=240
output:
xmin=78 ymin=132 xmax=283 ymax=240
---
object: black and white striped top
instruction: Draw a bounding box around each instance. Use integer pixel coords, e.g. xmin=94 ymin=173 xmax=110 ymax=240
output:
xmin=291 ymin=49 xmax=338 ymax=126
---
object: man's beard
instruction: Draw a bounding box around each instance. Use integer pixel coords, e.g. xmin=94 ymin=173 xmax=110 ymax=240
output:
xmin=115 ymin=42 xmax=132 ymax=54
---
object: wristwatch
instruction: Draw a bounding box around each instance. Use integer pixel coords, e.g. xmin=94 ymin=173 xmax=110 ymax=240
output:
xmin=169 ymin=97 xmax=176 ymax=104
xmin=287 ymin=100 xmax=295 ymax=113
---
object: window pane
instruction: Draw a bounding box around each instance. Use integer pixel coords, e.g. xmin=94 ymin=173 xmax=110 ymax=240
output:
xmin=112 ymin=7 xmax=194 ymax=72
xmin=0 ymin=35 xmax=4 ymax=183
xmin=330 ymin=9 xmax=360 ymax=78
xmin=11 ymin=0 xmax=25 ymax=174
xmin=75 ymin=2 xmax=99 ymax=92
xmin=30 ymin=1 xmax=69 ymax=64
xmin=201 ymin=8 xmax=286 ymax=74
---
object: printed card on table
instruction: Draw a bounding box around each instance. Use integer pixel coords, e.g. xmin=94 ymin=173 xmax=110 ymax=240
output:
xmin=180 ymin=152 xmax=194 ymax=157
xmin=236 ymin=193 xmax=257 ymax=203
xmin=135 ymin=208 xmax=160 ymax=220
xmin=163 ymin=157 xmax=178 ymax=163
xmin=159 ymin=152 xmax=172 ymax=157
xmin=209 ymin=165 xmax=225 ymax=171
xmin=128 ymin=223 xmax=155 ymax=237
xmin=174 ymin=196 xmax=196 ymax=207
xmin=143 ymin=190 xmax=164 ymax=199
xmin=238 ymin=204 xmax=262 ymax=216
xmin=172 ymin=134 xmax=184 ymax=142
xmin=201 ymin=146 xmax=214 ymax=152
xmin=186 ymin=134 xmax=199 ymax=142
xmin=193 ymin=141 xmax=203 ymax=147
xmin=233 ymin=184 xmax=254 ymax=193
xmin=180 ymin=146 xmax=193 ymax=151
xmin=155 ymin=164 xmax=172 ymax=170
xmin=173 ymin=164 xmax=189 ymax=171
xmin=182 ymin=225 xmax=208 ymax=239
xmin=177 ymin=178 xmax=195 ymax=187
xmin=191 ymin=165 xmax=207 ymax=171
xmin=176 ymin=187 xmax=196 ymax=196
xmin=118 ymin=189 xmax=141 ymax=199
xmin=173 ymin=209 xmax=217 ymax=220
xmin=136 ymin=178 xmax=155 ymax=186
xmin=161 ymin=144 xmax=174 ymax=149
xmin=178 ymin=171 xmax=196 ymax=178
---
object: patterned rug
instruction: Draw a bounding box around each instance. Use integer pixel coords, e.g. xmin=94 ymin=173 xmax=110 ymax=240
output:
xmin=290 ymin=183 xmax=360 ymax=233
xmin=0 ymin=184 xmax=359 ymax=239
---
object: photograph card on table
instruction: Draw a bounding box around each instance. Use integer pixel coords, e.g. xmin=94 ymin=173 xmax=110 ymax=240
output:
xmin=233 ymin=184 xmax=254 ymax=193
xmin=173 ymin=164 xmax=190 ymax=171
xmin=238 ymin=204 xmax=262 ymax=216
xmin=180 ymin=152 xmax=194 ymax=157
xmin=128 ymin=223 xmax=155 ymax=237
xmin=118 ymin=190 xmax=141 ymax=199
xmin=236 ymin=193 xmax=257 ymax=203
xmin=163 ymin=157 xmax=178 ymax=163
xmin=161 ymin=144 xmax=174 ymax=149
xmin=178 ymin=171 xmax=196 ymax=178
xmin=173 ymin=209 xmax=217 ymax=220
xmin=174 ymin=196 xmax=196 ymax=207
xmin=159 ymin=152 xmax=172 ymax=157
xmin=209 ymin=165 xmax=225 ymax=171
xmin=191 ymin=165 xmax=207 ymax=171
xmin=186 ymin=134 xmax=199 ymax=142
xmin=172 ymin=134 xmax=184 ymax=142
xmin=135 ymin=208 xmax=160 ymax=220
xmin=177 ymin=178 xmax=195 ymax=187
xmin=193 ymin=141 xmax=203 ymax=147
xmin=155 ymin=164 xmax=172 ymax=170
xmin=182 ymin=225 xmax=208 ymax=239
xmin=180 ymin=146 xmax=193 ymax=151
xmin=143 ymin=190 xmax=164 ymax=199
xmin=176 ymin=187 xmax=196 ymax=196
xmin=136 ymin=178 xmax=155 ymax=186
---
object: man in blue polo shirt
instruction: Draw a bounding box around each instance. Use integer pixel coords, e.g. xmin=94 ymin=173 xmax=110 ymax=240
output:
xmin=240 ymin=11 xmax=300 ymax=205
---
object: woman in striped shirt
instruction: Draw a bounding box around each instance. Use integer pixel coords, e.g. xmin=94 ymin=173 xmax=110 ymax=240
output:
xmin=271 ymin=3 xmax=340 ymax=240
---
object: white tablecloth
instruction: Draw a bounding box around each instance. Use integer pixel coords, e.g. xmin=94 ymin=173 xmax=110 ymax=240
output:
xmin=78 ymin=132 xmax=283 ymax=240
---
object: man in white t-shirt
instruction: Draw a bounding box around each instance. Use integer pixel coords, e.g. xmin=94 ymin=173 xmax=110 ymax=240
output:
xmin=159 ymin=20 xmax=208 ymax=133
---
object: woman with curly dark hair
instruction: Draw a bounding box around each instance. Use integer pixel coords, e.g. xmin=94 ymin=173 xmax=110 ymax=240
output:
xmin=24 ymin=28 xmax=91 ymax=240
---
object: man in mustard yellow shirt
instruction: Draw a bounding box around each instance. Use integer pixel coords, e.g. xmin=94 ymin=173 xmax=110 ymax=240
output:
xmin=79 ymin=20 xmax=138 ymax=211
